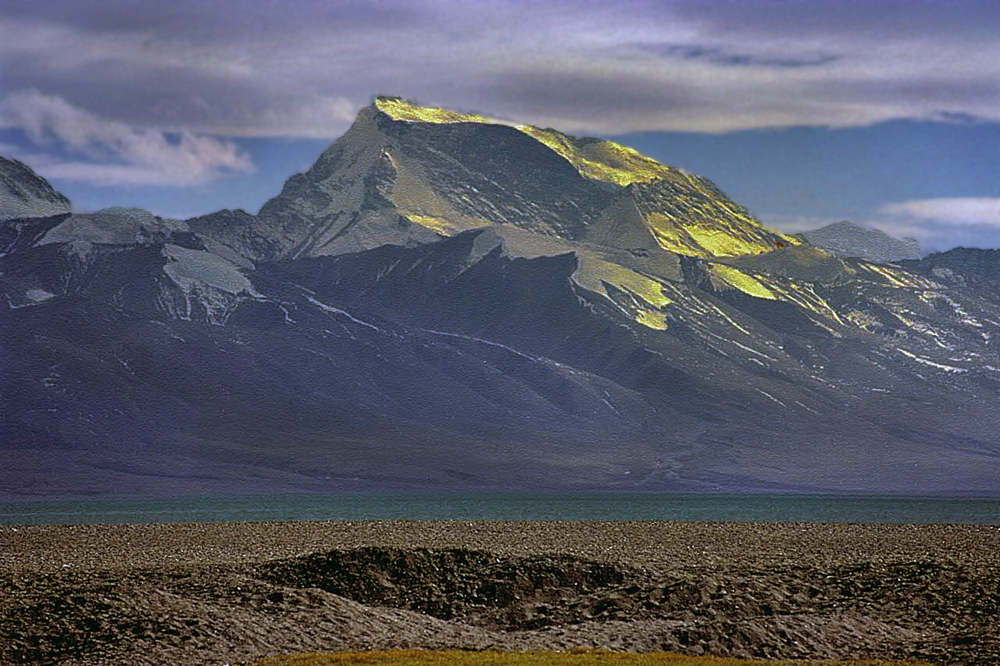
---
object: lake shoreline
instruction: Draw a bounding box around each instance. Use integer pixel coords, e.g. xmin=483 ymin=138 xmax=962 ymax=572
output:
xmin=4 ymin=493 xmax=1000 ymax=526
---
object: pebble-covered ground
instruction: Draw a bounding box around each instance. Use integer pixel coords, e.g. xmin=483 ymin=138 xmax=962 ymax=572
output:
xmin=1 ymin=521 xmax=998 ymax=665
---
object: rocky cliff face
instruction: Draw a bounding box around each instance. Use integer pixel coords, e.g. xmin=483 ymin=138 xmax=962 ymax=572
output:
xmin=901 ymin=247 xmax=1000 ymax=290
xmin=0 ymin=156 xmax=72 ymax=259
xmin=1 ymin=99 xmax=998 ymax=497
xmin=0 ymin=156 xmax=71 ymax=221
xmin=3 ymin=205 xmax=258 ymax=320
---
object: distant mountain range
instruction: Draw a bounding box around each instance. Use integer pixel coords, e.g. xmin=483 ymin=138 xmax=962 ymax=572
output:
xmin=1 ymin=97 xmax=997 ymax=496
xmin=799 ymin=220 xmax=921 ymax=262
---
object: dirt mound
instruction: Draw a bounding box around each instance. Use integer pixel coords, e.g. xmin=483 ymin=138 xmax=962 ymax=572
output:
xmin=259 ymin=547 xmax=630 ymax=629
xmin=257 ymin=548 xmax=1000 ymax=663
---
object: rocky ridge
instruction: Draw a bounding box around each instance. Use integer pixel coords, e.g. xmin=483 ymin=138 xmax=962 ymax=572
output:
xmin=800 ymin=220 xmax=921 ymax=262
xmin=1 ymin=98 xmax=999 ymax=496
xmin=190 ymin=97 xmax=795 ymax=262
xmin=0 ymin=156 xmax=71 ymax=221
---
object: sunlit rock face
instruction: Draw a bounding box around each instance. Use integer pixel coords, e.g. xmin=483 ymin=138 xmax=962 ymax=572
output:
xmin=800 ymin=220 xmax=921 ymax=262
xmin=191 ymin=97 xmax=797 ymax=263
xmin=2 ymin=100 xmax=1000 ymax=497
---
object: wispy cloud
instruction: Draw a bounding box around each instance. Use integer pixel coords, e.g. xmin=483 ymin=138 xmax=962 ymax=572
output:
xmin=0 ymin=90 xmax=253 ymax=187
xmin=760 ymin=210 xmax=1000 ymax=256
xmin=880 ymin=198 xmax=1000 ymax=227
xmin=868 ymin=198 xmax=1000 ymax=252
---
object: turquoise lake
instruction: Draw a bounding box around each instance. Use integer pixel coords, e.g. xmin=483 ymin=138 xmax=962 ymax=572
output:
xmin=1 ymin=494 xmax=998 ymax=525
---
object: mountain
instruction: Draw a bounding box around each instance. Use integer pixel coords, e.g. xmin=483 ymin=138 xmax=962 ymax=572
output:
xmin=1 ymin=156 xmax=72 ymax=260
xmin=191 ymin=97 xmax=794 ymax=262
xmin=0 ymin=156 xmax=71 ymax=222
xmin=800 ymin=220 xmax=921 ymax=262
xmin=901 ymin=247 xmax=1000 ymax=291
xmin=1 ymin=98 xmax=998 ymax=497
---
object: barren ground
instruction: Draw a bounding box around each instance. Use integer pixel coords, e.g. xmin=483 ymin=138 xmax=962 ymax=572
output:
xmin=1 ymin=521 xmax=997 ymax=664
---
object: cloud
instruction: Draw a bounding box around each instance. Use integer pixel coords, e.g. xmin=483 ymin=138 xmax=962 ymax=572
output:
xmin=760 ymin=210 xmax=1000 ymax=255
xmin=880 ymin=198 xmax=1000 ymax=227
xmin=3 ymin=1 xmax=1000 ymax=138
xmin=627 ymin=43 xmax=839 ymax=69
xmin=0 ymin=90 xmax=253 ymax=187
xmin=841 ymin=199 xmax=1000 ymax=254
xmin=870 ymin=220 xmax=1000 ymax=255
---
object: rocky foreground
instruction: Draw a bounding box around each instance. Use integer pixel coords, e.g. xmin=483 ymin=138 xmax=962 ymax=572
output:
xmin=1 ymin=521 xmax=997 ymax=665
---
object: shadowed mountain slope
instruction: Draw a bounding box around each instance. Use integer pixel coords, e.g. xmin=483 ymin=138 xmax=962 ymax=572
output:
xmin=1 ymin=99 xmax=998 ymax=496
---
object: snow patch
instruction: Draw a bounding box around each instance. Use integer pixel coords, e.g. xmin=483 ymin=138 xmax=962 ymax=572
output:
xmin=162 ymin=244 xmax=258 ymax=296
xmin=303 ymin=292 xmax=380 ymax=331
xmin=898 ymin=349 xmax=968 ymax=374
xmin=25 ymin=288 xmax=55 ymax=302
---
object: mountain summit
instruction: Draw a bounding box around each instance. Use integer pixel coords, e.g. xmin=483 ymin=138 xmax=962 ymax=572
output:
xmin=1 ymin=156 xmax=73 ymax=259
xmin=800 ymin=220 xmax=921 ymax=262
xmin=192 ymin=97 xmax=796 ymax=262
xmin=1 ymin=98 xmax=998 ymax=497
xmin=0 ymin=156 xmax=71 ymax=222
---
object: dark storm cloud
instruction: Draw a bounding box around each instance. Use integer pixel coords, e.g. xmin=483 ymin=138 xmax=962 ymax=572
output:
xmin=0 ymin=0 xmax=493 ymax=138
xmin=471 ymin=69 xmax=706 ymax=133
xmin=0 ymin=0 xmax=433 ymax=41
xmin=627 ymin=43 xmax=839 ymax=69
xmin=3 ymin=0 xmax=1000 ymax=175
xmin=822 ymin=77 xmax=1000 ymax=110
xmin=5 ymin=0 xmax=1000 ymax=137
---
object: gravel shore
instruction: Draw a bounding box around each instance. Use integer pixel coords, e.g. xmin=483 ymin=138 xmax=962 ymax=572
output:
xmin=2 ymin=521 xmax=998 ymax=664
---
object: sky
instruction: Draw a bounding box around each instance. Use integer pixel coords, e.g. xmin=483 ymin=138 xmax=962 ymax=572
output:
xmin=1 ymin=0 xmax=999 ymax=254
